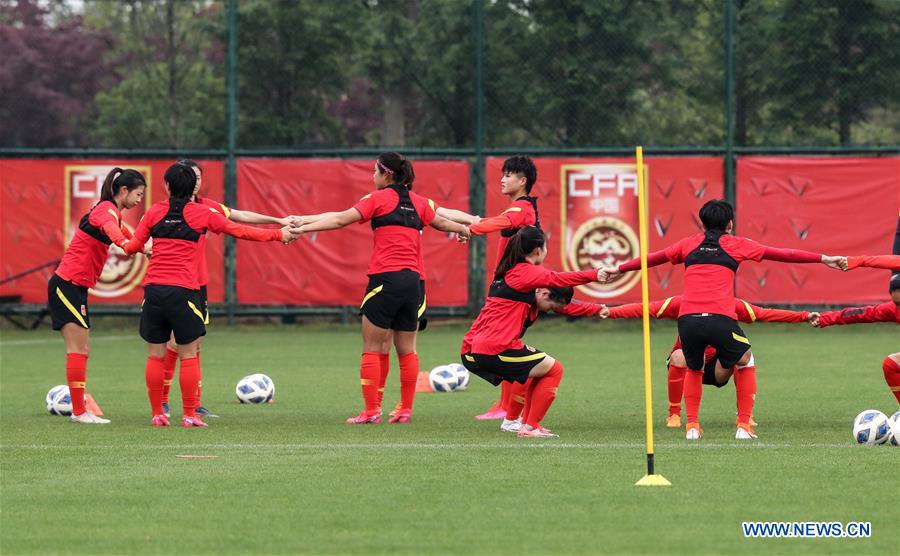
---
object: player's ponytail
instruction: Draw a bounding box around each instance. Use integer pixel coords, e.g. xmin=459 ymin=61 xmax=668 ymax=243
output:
xmin=494 ymin=226 xmax=545 ymax=281
xmin=100 ymin=167 xmax=147 ymax=203
xmin=377 ymin=152 xmax=415 ymax=189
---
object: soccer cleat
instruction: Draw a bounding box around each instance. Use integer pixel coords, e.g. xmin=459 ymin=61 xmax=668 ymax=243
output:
xmin=181 ymin=415 xmax=208 ymax=427
xmin=500 ymin=417 xmax=523 ymax=433
xmin=151 ymin=414 xmax=170 ymax=427
xmin=685 ymin=422 xmax=703 ymax=440
xmin=388 ymin=401 xmax=403 ymax=418
xmin=735 ymin=423 xmax=758 ymax=439
xmin=69 ymin=411 xmax=110 ymax=424
xmin=666 ymin=414 xmax=682 ymax=428
xmin=161 ymin=402 xmax=171 ymax=418
xmin=195 ymin=406 xmax=218 ymax=418
xmin=345 ymin=412 xmax=381 ymax=424
xmin=517 ymin=424 xmax=559 ymax=438
xmin=388 ymin=409 xmax=411 ymax=424
xmin=736 ymin=416 xmax=759 ymax=427
xmin=475 ymin=401 xmax=507 ymax=421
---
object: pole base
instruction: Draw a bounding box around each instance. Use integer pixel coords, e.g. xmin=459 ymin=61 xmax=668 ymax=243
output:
xmin=635 ymin=474 xmax=671 ymax=487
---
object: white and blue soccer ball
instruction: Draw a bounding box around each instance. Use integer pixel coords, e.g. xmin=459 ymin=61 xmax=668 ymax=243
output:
xmin=852 ymin=409 xmax=890 ymax=445
xmin=236 ymin=373 xmax=275 ymax=404
xmin=446 ymin=363 xmax=469 ymax=391
xmin=429 ymin=365 xmax=459 ymax=393
xmin=888 ymin=411 xmax=900 ymax=447
xmin=46 ymin=385 xmax=72 ymax=416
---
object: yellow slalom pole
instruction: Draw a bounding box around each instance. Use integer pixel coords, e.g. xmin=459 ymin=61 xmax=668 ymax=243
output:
xmin=634 ymin=146 xmax=671 ymax=487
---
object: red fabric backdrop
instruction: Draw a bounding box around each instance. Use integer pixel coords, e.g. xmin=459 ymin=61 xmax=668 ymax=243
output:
xmin=0 ymin=159 xmax=225 ymax=304
xmin=736 ymin=156 xmax=900 ymax=304
xmin=485 ymin=157 xmax=725 ymax=304
xmin=235 ymin=159 xmax=470 ymax=306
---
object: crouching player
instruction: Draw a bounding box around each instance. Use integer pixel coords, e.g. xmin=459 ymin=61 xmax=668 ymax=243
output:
xmin=606 ymin=296 xmax=811 ymax=437
xmin=460 ymin=226 xmax=602 ymax=438
xmin=124 ymin=162 xmax=297 ymax=427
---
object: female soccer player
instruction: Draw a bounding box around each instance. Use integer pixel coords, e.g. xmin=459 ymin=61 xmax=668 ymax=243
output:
xmin=123 ymin=162 xmax=296 ymax=427
xmin=158 ymin=159 xmax=293 ymax=418
xmin=48 ymin=167 xmax=147 ymax=424
xmin=467 ymin=155 xmax=542 ymax=421
xmin=294 ymin=152 xmax=471 ymax=424
xmin=606 ymin=296 xmax=812 ymax=438
xmin=461 ymin=226 xmax=602 ymax=438
xmin=599 ymin=199 xmax=847 ymax=439
xmin=810 ymin=272 xmax=900 ymax=404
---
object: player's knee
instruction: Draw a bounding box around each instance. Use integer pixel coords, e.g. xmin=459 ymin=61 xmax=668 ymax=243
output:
xmin=736 ymin=353 xmax=755 ymax=369
xmin=884 ymin=355 xmax=900 ymax=371
xmin=669 ymin=350 xmax=686 ymax=367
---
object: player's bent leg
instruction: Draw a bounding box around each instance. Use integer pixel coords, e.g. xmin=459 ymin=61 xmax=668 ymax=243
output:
xmin=667 ymin=349 xmax=687 ymax=427
xmin=883 ymin=353 xmax=900 ymax=404
xmin=519 ymin=356 xmax=562 ymax=438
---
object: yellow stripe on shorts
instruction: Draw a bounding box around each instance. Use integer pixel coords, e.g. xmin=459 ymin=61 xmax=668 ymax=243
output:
xmin=498 ymin=352 xmax=546 ymax=363
xmin=417 ymin=294 xmax=427 ymax=318
xmin=360 ymin=285 xmax=384 ymax=308
xmin=464 ymin=355 xmax=475 ymax=362
xmin=55 ymin=287 xmax=87 ymax=328
xmin=187 ymin=301 xmax=205 ymax=322
xmin=732 ymin=332 xmax=750 ymax=345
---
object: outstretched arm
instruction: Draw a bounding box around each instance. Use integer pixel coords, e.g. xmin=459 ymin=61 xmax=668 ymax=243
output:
xmin=554 ymin=301 xmax=607 ymax=318
xmin=436 ymin=207 xmax=480 ymax=226
xmin=296 ymin=208 xmax=362 ymax=233
xmin=762 ymin=247 xmax=847 ymax=270
xmin=229 ymin=208 xmax=290 ymax=226
xmin=847 ymin=255 xmax=900 ymax=271
xmin=811 ymin=303 xmax=896 ymax=327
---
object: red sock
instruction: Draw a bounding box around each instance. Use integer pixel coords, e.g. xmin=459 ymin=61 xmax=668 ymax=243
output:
xmin=179 ymin=357 xmax=201 ymax=417
xmin=66 ymin=353 xmax=88 ymax=416
xmin=359 ymin=352 xmax=381 ymax=415
xmin=883 ymin=357 xmax=900 ymax=403
xmin=145 ymin=356 xmax=165 ymax=416
xmin=667 ymin=364 xmax=686 ymax=416
xmin=683 ymin=369 xmax=704 ymax=423
xmin=524 ymin=361 xmax=564 ymax=429
xmin=500 ymin=381 xmax=511 ymax=412
xmin=734 ymin=365 xmax=757 ymax=424
xmin=398 ymin=352 xmax=419 ymax=411
xmin=377 ymin=353 xmax=390 ymax=407
xmin=505 ymin=380 xmax=529 ymax=420
xmin=521 ymin=378 xmax=537 ymax=424
xmin=196 ymin=352 xmax=202 ymax=404
xmin=162 ymin=348 xmax=178 ymax=404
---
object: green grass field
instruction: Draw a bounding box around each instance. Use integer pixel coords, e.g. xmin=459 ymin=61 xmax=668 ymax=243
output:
xmin=1 ymin=318 xmax=898 ymax=555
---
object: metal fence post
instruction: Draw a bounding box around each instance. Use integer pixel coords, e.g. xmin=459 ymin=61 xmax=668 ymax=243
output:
xmin=468 ymin=0 xmax=487 ymax=315
xmin=724 ymin=0 xmax=737 ymax=219
xmin=225 ymin=0 xmax=238 ymax=325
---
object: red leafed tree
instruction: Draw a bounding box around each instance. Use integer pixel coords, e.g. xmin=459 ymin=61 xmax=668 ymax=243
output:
xmin=0 ymin=0 xmax=116 ymax=147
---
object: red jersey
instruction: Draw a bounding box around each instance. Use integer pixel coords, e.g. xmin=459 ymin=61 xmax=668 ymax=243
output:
xmin=461 ymin=263 xmax=597 ymax=355
xmin=493 ymin=198 xmax=538 ymax=269
xmin=55 ymin=201 xmax=130 ymax=288
xmin=620 ymin=230 xmax=820 ymax=319
xmin=124 ymin=199 xmax=279 ymax=290
xmin=353 ymin=186 xmax=436 ymax=276
xmin=847 ymin=255 xmax=900 ymax=271
xmin=817 ymin=302 xmax=900 ymax=327
xmin=194 ymin=196 xmax=232 ymax=287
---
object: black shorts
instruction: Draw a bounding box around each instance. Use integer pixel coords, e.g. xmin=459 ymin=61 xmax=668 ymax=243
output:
xmin=198 ymin=285 xmax=210 ymax=325
xmin=417 ymin=280 xmax=427 ymax=332
xmin=360 ymin=270 xmax=421 ymax=332
xmin=677 ymin=313 xmax=750 ymax=371
xmin=461 ymin=346 xmax=546 ymax=386
xmin=47 ymin=274 xmax=90 ymax=330
xmin=140 ymin=285 xmax=207 ymax=345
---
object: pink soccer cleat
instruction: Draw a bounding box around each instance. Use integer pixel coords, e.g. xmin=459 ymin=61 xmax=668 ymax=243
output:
xmin=474 ymin=401 xmax=507 ymax=421
xmin=345 ymin=412 xmax=380 ymax=424
xmin=181 ymin=415 xmax=208 ymax=428
xmin=151 ymin=414 xmax=170 ymax=427
xmin=388 ymin=409 xmax=411 ymax=424
xmin=517 ymin=424 xmax=559 ymax=438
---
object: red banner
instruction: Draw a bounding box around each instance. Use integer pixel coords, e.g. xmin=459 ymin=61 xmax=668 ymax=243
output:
xmin=0 ymin=159 xmax=225 ymax=304
xmin=736 ymin=156 xmax=900 ymax=304
xmin=236 ymin=159 xmax=470 ymax=306
xmin=485 ymin=157 xmax=725 ymax=304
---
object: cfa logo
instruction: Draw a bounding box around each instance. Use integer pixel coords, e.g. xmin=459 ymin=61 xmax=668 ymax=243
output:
xmin=561 ymin=163 xmax=646 ymax=299
xmin=64 ymin=165 xmax=152 ymax=298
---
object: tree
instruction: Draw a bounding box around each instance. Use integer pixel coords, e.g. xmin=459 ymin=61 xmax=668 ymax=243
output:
xmin=0 ymin=0 xmax=116 ymax=147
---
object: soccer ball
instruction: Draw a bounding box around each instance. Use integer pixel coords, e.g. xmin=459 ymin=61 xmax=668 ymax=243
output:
xmin=447 ymin=363 xmax=469 ymax=390
xmin=236 ymin=373 xmax=275 ymax=404
xmin=429 ymin=366 xmax=459 ymax=393
xmin=888 ymin=411 xmax=900 ymax=447
xmin=46 ymin=385 xmax=72 ymax=416
xmin=851 ymin=409 xmax=890 ymax=445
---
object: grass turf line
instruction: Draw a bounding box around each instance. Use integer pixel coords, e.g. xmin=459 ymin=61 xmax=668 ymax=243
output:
xmin=1 ymin=320 xmax=898 ymax=554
